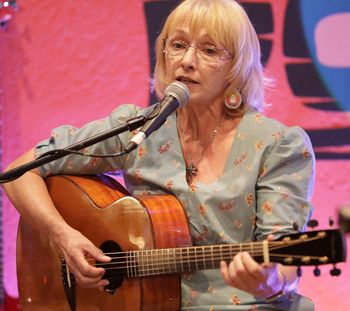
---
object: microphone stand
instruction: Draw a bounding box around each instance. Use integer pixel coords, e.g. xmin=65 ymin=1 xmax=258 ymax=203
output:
xmin=0 ymin=115 xmax=146 ymax=183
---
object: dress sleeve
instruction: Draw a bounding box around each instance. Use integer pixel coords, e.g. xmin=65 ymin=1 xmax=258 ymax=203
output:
xmin=34 ymin=104 xmax=140 ymax=177
xmin=254 ymin=126 xmax=316 ymax=241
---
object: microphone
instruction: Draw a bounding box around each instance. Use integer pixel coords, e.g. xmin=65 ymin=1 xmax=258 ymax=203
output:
xmin=124 ymin=81 xmax=190 ymax=153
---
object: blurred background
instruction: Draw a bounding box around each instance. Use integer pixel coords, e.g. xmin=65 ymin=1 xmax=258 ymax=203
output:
xmin=0 ymin=0 xmax=349 ymax=310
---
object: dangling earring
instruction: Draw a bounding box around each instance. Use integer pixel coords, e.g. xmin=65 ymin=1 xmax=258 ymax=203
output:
xmin=224 ymin=91 xmax=242 ymax=111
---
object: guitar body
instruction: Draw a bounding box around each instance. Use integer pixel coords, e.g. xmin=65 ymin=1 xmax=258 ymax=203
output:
xmin=17 ymin=175 xmax=192 ymax=311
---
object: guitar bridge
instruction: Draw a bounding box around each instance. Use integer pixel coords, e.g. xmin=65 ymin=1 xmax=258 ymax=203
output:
xmin=60 ymin=258 xmax=77 ymax=311
xmin=61 ymin=258 xmax=75 ymax=287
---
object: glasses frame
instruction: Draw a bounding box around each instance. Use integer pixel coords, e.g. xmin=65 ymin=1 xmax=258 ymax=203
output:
xmin=162 ymin=38 xmax=232 ymax=63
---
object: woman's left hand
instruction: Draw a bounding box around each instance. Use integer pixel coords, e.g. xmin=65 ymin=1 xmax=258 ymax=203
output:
xmin=220 ymin=251 xmax=282 ymax=299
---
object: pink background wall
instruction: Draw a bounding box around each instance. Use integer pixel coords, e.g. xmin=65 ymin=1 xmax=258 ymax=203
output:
xmin=1 ymin=0 xmax=349 ymax=310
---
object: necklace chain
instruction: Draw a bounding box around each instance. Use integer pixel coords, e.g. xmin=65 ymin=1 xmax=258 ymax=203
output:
xmin=177 ymin=115 xmax=225 ymax=182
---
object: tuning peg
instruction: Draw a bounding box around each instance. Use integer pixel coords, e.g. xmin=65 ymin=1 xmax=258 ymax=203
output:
xmin=329 ymin=217 xmax=334 ymax=227
xmin=339 ymin=205 xmax=350 ymax=233
xmin=313 ymin=266 xmax=321 ymax=277
xmin=307 ymin=219 xmax=318 ymax=229
xmin=330 ymin=266 xmax=341 ymax=277
xmin=293 ymin=222 xmax=299 ymax=232
xmin=297 ymin=266 xmax=302 ymax=277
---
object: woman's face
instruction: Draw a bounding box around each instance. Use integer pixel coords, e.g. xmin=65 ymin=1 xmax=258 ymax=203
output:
xmin=164 ymin=25 xmax=232 ymax=107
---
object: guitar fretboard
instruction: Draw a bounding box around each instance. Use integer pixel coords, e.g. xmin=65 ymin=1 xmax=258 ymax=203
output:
xmin=125 ymin=243 xmax=266 ymax=278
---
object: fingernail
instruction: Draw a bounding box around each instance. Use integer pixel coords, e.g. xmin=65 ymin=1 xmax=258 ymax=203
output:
xmin=103 ymin=280 xmax=110 ymax=286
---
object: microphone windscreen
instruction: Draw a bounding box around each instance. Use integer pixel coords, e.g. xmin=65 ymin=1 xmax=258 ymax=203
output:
xmin=164 ymin=81 xmax=190 ymax=107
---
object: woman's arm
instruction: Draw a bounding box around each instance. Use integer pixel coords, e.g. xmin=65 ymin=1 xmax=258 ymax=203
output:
xmin=220 ymin=125 xmax=315 ymax=301
xmin=220 ymin=244 xmax=299 ymax=301
xmin=3 ymin=148 xmax=111 ymax=289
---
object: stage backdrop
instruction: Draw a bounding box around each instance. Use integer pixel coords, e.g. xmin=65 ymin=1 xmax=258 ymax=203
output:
xmin=1 ymin=0 xmax=349 ymax=310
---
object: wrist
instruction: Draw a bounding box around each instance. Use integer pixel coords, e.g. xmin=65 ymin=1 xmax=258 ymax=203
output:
xmin=48 ymin=221 xmax=73 ymax=243
xmin=265 ymin=271 xmax=288 ymax=303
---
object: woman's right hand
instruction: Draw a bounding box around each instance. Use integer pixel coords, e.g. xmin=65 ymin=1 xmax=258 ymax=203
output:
xmin=51 ymin=225 xmax=112 ymax=289
xmin=3 ymin=148 xmax=111 ymax=289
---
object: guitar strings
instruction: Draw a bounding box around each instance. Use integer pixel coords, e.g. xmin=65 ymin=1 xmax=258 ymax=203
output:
xmin=86 ymin=238 xmax=303 ymax=265
xmin=61 ymin=251 xmax=327 ymax=285
xmin=61 ymin=238 xmax=319 ymax=277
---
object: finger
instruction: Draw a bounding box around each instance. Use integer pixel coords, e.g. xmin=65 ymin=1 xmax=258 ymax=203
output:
xmin=267 ymin=234 xmax=275 ymax=241
xmin=74 ymin=271 xmax=108 ymax=288
xmin=70 ymin=257 xmax=109 ymax=288
xmin=230 ymin=253 xmax=254 ymax=291
xmin=220 ymin=261 xmax=230 ymax=283
xmin=86 ymin=245 xmax=112 ymax=263
xmin=220 ymin=260 xmax=239 ymax=288
xmin=79 ymin=242 xmax=111 ymax=265
xmin=69 ymin=249 xmax=106 ymax=279
xmin=241 ymin=252 xmax=265 ymax=281
xmin=97 ymin=279 xmax=110 ymax=288
xmin=97 ymin=279 xmax=111 ymax=292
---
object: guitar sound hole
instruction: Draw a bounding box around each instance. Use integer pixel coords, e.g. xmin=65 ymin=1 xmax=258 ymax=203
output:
xmin=99 ymin=240 xmax=125 ymax=294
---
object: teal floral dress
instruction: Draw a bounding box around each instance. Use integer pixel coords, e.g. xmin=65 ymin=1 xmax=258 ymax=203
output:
xmin=36 ymin=104 xmax=316 ymax=310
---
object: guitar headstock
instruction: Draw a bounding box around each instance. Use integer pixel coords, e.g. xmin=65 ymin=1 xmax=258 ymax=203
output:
xmin=269 ymin=229 xmax=346 ymax=268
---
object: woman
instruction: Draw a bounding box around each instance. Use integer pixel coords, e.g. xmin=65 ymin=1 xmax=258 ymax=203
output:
xmin=4 ymin=0 xmax=315 ymax=310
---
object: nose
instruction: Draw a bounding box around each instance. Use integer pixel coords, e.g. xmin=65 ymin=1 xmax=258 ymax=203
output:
xmin=181 ymin=46 xmax=198 ymax=70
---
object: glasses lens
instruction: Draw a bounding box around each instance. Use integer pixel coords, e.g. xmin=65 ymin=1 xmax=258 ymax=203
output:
xmin=165 ymin=39 xmax=230 ymax=63
xmin=197 ymin=43 xmax=224 ymax=62
xmin=166 ymin=39 xmax=186 ymax=56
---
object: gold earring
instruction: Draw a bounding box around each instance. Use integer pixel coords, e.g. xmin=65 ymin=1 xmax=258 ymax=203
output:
xmin=224 ymin=91 xmax=242 ymax=111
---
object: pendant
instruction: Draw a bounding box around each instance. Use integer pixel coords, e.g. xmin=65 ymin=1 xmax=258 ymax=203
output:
xmin=186 ymin=162 xmax=198 ymax=176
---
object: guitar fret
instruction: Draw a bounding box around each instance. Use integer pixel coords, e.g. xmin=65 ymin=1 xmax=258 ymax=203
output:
xmin=201 ymin=246 xmax=206 ymax=270
xmin=129 ymin=251 xmax=133 ymax=278
xmin=169 ymin=249 xmax=172 ymax=273
xmin=135 ymin=250 xmax=140 ymax=277
xmin=126 ymin=251 xmax=130 ymax=278
xmin=169 ymin=249 xmax=175 ymax=273
xmin=168 ymin=249 xmax=172 ymax=273
xmin=131 ymin=250 xmax=135 ymax=277
xmin=187 ymin=247 xmax=191 ymax=272
xmin=132 ymin=251 xmax=135 ymax=276
xmin=157 ymin=249 xmax=162 ymax=275
xmin=211 ymin=245 xmax=214 ymax=268
xmin=160 ymin=250 xmax=164 ymax=274
xmin=172 ymin=248 xmax=177 ymax=273
xmin=153 ymin=250 xmax=156 ymax=274
xmin=145 ymin=250 xmax=149 ymax=276
xmin=164 ymin=249 xmax=168 ymax=274
xmin=179 ymin=248 xmax=184 ymax=273
xmin=152 ymin=249 xmax=159 ymax=274
xmin=143 ymin=250 xmax=147 ymax=276
xmin=138 ymin=250 xmax=143 ymax=277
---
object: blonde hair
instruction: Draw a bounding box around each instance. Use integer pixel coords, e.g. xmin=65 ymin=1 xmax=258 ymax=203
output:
xmin=153 ymin=0 xmax=267 ymax=112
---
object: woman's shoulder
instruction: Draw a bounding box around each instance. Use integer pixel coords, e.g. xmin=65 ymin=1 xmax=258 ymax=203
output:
xmin=243 ymin=110 xmax=286 ymax=130
xmin=241 ymin=110 xmax=312 ymax=148
xmin=110 ymin=103 xmax=155 ymax=119
xmin=243 ymin=110 xmax=307 ymax=135
xmin=107 ymin=104 xmax=163 ymax=129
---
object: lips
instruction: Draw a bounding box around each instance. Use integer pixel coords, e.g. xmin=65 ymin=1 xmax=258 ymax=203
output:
xmin=176 ymin=76 xmax=198 ymax=84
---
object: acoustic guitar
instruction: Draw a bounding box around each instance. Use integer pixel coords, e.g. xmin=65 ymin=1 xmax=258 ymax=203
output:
xmin=16 ymin=175 xmax=346 ymax=311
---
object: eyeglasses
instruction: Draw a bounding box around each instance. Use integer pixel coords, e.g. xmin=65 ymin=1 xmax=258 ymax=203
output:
xmin=163 ymin=38 xmax=232 ymax=63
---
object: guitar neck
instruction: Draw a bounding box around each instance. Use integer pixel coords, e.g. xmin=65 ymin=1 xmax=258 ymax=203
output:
xmin=108 ymin=229 xmax=345 ymax=279
xmin=126 ymin=242 xmax=266 ymax=278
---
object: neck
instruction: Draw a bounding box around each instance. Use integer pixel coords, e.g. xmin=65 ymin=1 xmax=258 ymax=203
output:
xmin=178 ymin=101 xmax=225 ymax=140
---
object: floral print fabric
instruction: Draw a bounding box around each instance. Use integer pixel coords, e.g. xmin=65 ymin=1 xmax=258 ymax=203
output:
xmin=36 ymin=105 xmax=315 ymax=310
